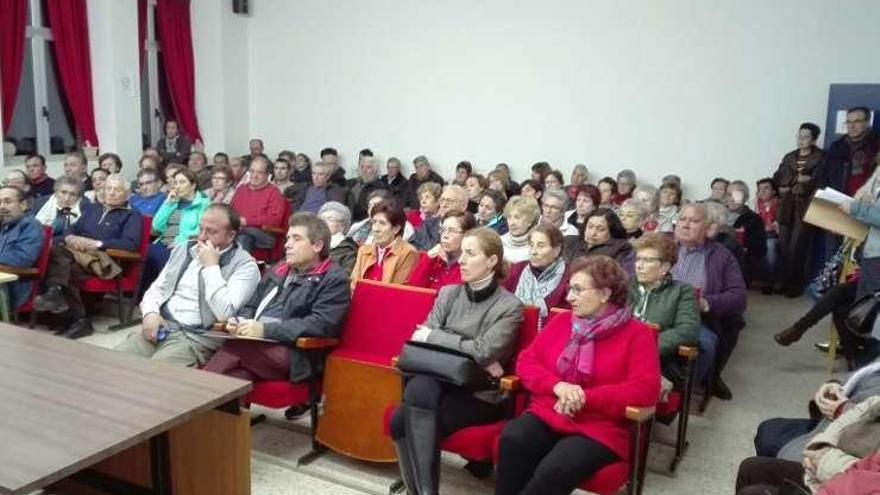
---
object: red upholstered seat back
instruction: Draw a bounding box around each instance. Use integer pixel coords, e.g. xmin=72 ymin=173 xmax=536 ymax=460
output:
xmin=82 ymin=216 xmax=151 ymax=293
xmin=336 ymin=280 xmax=437 ymax=363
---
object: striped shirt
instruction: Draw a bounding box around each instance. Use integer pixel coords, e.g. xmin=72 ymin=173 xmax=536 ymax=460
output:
xmin=671 ymin=244 xmax=707 ymax=290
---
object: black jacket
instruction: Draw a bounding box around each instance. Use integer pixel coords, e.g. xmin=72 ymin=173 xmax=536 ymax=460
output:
xmin=346 ymin=177 xmax=388 ymax=221
xmin=732 ymin=207 xmax=767 ymax=262
xmin=238 ymin=261 xmax=351 ymax=381
xmin=329 ymin=167 xmax=347 ymax=188
xmin=407 ymin=171 xmax=446 ymax=208
xmin=291 ymin=165 xmax=312 ymax=185
xmin=410 ymin=216 xmax=441 ymax=251
xmin=821 ymin=133 xmax=879 ymax=192
xmin=381 ymin=174 xmax=412 ymax=207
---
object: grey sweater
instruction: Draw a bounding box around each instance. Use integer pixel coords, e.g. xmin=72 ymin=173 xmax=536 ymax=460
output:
xmin=424 ymin=282 xmax=524 ymax=369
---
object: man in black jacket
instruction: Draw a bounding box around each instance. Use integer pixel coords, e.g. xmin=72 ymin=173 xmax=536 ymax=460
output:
xmin=407 ymin=155 xmax=445 ymax=209
xmin=321 ymin=147 xmax=347 ymax=187
xmin=822 ymin=106 xmax=879 ymax=196
xmin=346 ymin=155 xmax=388 ymax=221
xmin=726 ymin=181 xmax=767 ymax=287
xmin=381 ymin=156 xmax=412 ymax=207
xmin=203 ymin=213 xmax=351 ymax=402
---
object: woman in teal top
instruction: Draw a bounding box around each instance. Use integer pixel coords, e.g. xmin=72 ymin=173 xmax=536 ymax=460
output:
xmin=141 ymin=168 xmax=210 ymax=293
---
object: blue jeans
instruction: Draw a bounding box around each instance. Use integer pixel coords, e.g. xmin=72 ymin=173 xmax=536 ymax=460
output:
xmin=753 ymin=417 xmax=813 ymax=457
xmin=695 ymin=325 xmax=717 ymax=384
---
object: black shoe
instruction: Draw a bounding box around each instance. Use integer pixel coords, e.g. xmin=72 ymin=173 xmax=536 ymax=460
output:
xmin=774 ymin=327 xmax=804 ymax=347
xmin=61 ymin=318 xmax=94 ymax=339
xmin=783 ymin=289 xmax=803 ymax=299
xmin=760 ymin=286 xmax=774 ymax=295
xmin=713 ymin=378 xmax=732 ymax=400
xmin=814 ymin=341 xmax=844 ymax=353
xmin=34 ymin=286 xmax=69 ymax=314
xmin=284 ymin=404 xmax=310 ymax=420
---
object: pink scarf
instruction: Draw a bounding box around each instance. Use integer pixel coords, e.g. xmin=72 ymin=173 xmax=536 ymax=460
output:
xmin=556 ymin=305 xmax=632 ymax=384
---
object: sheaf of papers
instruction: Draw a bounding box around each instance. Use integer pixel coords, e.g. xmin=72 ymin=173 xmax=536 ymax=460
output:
xmin=814 ymin=187 xmax=854 ymax=206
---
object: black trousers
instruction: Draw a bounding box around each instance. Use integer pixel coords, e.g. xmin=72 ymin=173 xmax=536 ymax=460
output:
xmin=753 ymin=417 xmax=814 ymax=458
xmin=389 ymin=375 xmax=504 ymax=440
xmin=778 ymin=218 xmax=815 ymax=292
xmin=44 ymin=244 xmax=91 ymax=318
xmin=495 ymin=413 xmax=618 ymax=495
xmin=735 ymin=456 xmax=808 ymax=495
xmin=791 ymin=280 xmax=857 ymax=337
xmin=708 ymin=314 xmax=745 ymax=377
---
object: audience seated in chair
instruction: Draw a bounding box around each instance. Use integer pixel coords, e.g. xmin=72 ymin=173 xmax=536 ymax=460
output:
xmin=631 ymin=185 xmax=659 ymax=233
xmin=63 ymin=150 xmax=92 ymax=192
xmin=464 ymin=173 xmax=488 ymax=215
xmin=391 ymin=228 xmax=524 ymax=495
xmin=476 ymin=190 xmax=508 ymax=235
xmin=321 ymin=147 xmax=348 ymax=188
xmin=407 ymin=182 xmax=442 ymax=230
xmin=671 ymin=203 xmax=747 ymax=401
xmin=347 ymin=155 xmax=387 ymax=222
xmin=656 ymin=182 xmax=683 ymax=234
xmin=618 ymin=198 xmax=647 ymax=240
xmin=410 ymin=185 xmax=468 ymax=251
xmin=129 ymin=168 xmax=167 ymax=217
xmin=407 ymin=155 xmax=446 ymax=209
xmin=541 ymin=189 xmax=578 ymax=237
xmin=203 ymin=213 xmax=351 ymax=389
xmin=231 ymin=156 xmax=287 ymax=252
xmin=317 ymin=201 xmax=358 ymax=275
xmin=143 ymin=167 xmax=210 ymax=298
xmin=347 ymin=190 xmax=415 ymax=245
xmin=287 ymin=161 xmax=348 ymax=214
xmin=156 ymin=119 xmax=192 ymax=165
xmin=188 ymin=151 xmax=213 ymax=191
xmin=84 ymin=168 xmax=108 ymax=204
xmin=350 ymin=200 xmax=419 ymax=289
xmin=564 ymin=164 xmax=589 ymax=203
xmin=273 ymin=157 xmax=295 ymax=196
xmin=0 ymin=186 xmax=45 ymax=309
xmin=381 ymin=157 xmax=412 ymax=208
xmin=33 ymin=174 xmax=143 ymax=339
xmin=502 ymin=223 xmax=569 ymax=325
xmin=115 ymin=205 xmax=260 ymax=366
xmin=31 ymin=175 xmax=89 ymax=244
xmin=738 ymin=358 xmax=880 ymax=495
xmin=725 ymin=180 xmax=768 ymax=285
xmin=495 ymin=255 xmax=660 ymax=495
xmin=453 ymin=160 xmax=472 ymax=187
xmin=24 ymin=154 xmax=54 ymax=198
xmin=562 ymin=208 xmax=634 ymax=274
xmin=204 ymin=165 xmax=237 ymax=205
xmin=501 ymin=195 xmax=541 ymax=263
xmin=629 ymin=233 xmax=700 ymax=388
xmin=291 ymin=152 xmax=312 ymax=185
xmin=407 ymin=210 xmax=476 ymax=290
xmin=612 ymin=169 xmax=637 ymax=206
xmin=564 ymin=184 xmax=600 ymax=238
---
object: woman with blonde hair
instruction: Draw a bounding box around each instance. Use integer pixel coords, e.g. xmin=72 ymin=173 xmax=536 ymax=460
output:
xmin=500 ymin=195 xmax=541 ymax=263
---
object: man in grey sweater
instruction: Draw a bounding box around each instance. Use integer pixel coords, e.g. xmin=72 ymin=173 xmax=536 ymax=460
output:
xmin=115 ymin=204 xmax=260 ymax=366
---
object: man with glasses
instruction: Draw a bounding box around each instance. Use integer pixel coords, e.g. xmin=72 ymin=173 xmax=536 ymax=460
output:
xmin=130 ymin=168 xmax=167 ymax=216
xmin=540 ymin=189 xmax=578 ymax=236
xmin=409 ymin=185 xmax=468 ymax=251
xmin=823 ymin=106 xmax=879 ymax=195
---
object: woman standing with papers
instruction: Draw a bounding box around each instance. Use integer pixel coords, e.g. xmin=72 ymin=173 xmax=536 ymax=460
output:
xmin=839 ymin=152 xmax=880 ymax=366
xmin=773 ymin=122 xmax=824 ymax=297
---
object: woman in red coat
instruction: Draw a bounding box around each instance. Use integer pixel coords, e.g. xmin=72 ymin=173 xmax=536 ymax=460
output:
xmin=406 ymin=211 xmax=476 ymax=290
xmin=495 ymin=255 xmax=661 ymax=495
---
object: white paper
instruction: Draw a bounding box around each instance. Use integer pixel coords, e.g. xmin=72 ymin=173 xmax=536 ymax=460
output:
xmin=815 ymin=187 xmax=854 ymax=205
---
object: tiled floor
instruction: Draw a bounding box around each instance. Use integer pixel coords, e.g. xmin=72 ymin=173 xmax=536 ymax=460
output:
xmin=66 ymin=292 xmax=834 ymax=494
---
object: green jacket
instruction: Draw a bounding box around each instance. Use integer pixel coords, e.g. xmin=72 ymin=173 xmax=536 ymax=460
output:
xmin=628 ymin=276 xmax=699 ymax=384
xmin=152 ymin=191 xmax=210 ymax=246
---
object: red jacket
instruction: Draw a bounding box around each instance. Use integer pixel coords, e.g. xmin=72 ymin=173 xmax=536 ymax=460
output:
xmin=406 ymin=252 xmax=462 ymax=290
xmin=516 ymin=313 xmax=660 ymax=460
xmin=230 ymin=184 xmax=286 ymax=228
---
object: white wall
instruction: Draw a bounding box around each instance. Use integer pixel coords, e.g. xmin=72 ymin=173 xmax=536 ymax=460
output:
xmin=238 ymin=0 xmax=880 ymax=198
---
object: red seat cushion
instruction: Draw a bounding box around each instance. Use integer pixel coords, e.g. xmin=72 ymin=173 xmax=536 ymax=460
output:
xmin=247 ymin=380 xmax=312 ymax=409
xmin=656 ymin=391 xmax=682 ymax=418
xmin=441 ymin=422 xmax=505 ymax=462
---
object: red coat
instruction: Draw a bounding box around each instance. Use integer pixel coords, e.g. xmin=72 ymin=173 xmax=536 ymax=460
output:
xmin=406 ymin=252 xmax=462 ymax=290
xmin=230 ymin=184 xmax=287 ymax=228
xmin=516 ymin=313 xmax=660 ymax=460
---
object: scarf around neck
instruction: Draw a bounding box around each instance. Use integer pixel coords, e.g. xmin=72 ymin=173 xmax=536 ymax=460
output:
xmin=515 ymin=257 xmax=566 ymax=318
xmin=556 ymin=305 xmax=631 ymax=384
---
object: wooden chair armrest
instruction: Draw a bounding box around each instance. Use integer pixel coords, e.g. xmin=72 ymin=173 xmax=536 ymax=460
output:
xmin=105 ymin=249 xmax=141 ymax=261
xmin=295 ymin=337 xmax=339 ymax=350
xmin=625 ymin=406 xmax=656 ymax=423
xmin=262 ymin=225 xmax=287 ymax=235
xmin=499 ymin=375 xmax=521 ymax=392
xmin=678 ymin=345 xmax=699 ymax=360
xmin=391 ymin=356 xmax=400 ymax=368
xmin=213 ymin=322 xmax=227 ymax=332
xmin=0 ymin=265 xmax=39 ymax=277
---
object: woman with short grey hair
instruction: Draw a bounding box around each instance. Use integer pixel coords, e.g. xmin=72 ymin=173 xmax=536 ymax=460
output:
xmin=318 ymin=201 xmax=357 ymax=274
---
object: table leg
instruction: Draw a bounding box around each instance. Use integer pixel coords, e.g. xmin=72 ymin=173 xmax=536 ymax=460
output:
xmin=150 ymin=433 xmax=172 ymax=495
xmin=0 ymin=284 xmax=10 ymax=322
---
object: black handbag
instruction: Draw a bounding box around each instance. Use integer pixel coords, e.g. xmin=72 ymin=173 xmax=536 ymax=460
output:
xmin=845 ymin=292 xmax=880 ymax=338
xmin=397 ymin=341 xmax=496 ymax=390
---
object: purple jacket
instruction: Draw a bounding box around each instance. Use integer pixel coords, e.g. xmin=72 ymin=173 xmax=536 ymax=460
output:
xmin=701 ymin=241 xmax=747 ymax=318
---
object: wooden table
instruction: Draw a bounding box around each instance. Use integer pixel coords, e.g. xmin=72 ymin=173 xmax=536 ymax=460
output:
xmin=0 ymin=323 xmax=253 ymax=495
xmin=0 ymin=272 xmax=18 ymax=322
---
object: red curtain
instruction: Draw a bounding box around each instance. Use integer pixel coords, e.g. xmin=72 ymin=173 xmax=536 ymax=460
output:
xmin=0 ymin=0 xmax=28 ymax=134
xmin=46 ymin=0 xmax=99 ymax=146
xmin=155 ymin=0 xmax=202 ymax=142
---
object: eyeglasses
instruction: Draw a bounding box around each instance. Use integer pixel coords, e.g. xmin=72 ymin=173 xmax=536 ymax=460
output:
xmin=137 ymin=180 xmax=156 ymax=186
xmin=846 ymin=119 xmax=867 ymax=125
xmin=439 ymin=226 xmax=463 ymax=236
xmin=568 ymin=285 xmax=600 ymax=296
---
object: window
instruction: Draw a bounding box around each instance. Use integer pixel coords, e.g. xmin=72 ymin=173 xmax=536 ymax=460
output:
xmin=140 ymin=0 xmax=173 ymax=149
xmin=6 ymin=0 xmax=77 ymax=157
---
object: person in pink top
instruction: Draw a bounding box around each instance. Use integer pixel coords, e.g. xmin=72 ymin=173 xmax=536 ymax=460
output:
xmin=230 ymin=156 xmax=287 ymax=252
xmin=495 ymin=255 xmax=661 ymax=495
